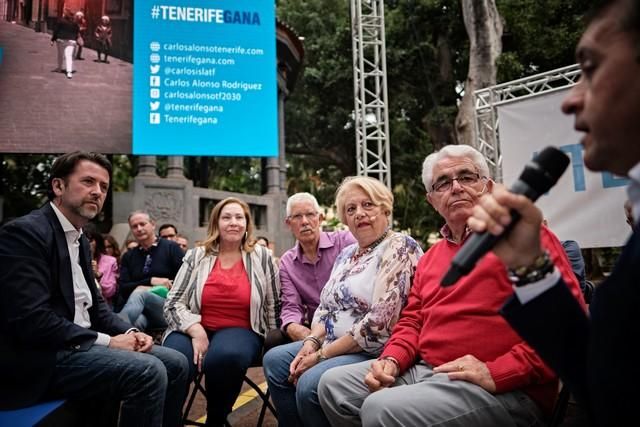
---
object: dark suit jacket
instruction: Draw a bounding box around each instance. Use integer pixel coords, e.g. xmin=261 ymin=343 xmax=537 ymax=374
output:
xmin=0 ymin=204 xmax=132 ymax=409
xmin=502 ymin=230 xmax=640 ymax=426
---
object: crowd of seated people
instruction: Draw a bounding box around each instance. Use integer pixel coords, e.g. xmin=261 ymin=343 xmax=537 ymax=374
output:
xmin=2 ymin=2 xmax=638 ymax=425
xmin=0 ymin=151 xmax=586 ymax=427
xmin=0 ymin=143 xmax=600 ymax=426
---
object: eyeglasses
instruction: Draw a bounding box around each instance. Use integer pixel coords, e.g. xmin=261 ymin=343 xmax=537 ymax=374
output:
xmin=288 ymin=212 xmax=319 ymax=222
xmin=345 ymin=201 xmax=377 ymax=217
xmin=431 ymin=172 xmax=482 ymax=193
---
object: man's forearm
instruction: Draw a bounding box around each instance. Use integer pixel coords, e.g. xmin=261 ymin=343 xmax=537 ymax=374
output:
xmin=285 ymin=322 xmax=311 ymax=341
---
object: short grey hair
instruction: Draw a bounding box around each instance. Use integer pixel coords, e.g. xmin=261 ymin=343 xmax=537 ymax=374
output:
xmin=422 ymin=145 xmax=491 ymax=192
xmin=127 ymin=210 xmax=154 ymax=224
xmin=286 ymin=192 xmax=321 ymax=217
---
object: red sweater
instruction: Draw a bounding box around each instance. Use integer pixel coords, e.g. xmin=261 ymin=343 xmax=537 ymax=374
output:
xmin=381 ymin=226 xmax=584 ymax=416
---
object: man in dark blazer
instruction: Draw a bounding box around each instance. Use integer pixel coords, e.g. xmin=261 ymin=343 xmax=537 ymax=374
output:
xmin=0 ymin=152 xmax=188 ymax=426
xmin=467 ymin=1 xmax=640 ymax=425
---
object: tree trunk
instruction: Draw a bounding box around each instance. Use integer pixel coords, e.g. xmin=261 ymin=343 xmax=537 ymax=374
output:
xmin=455 ymin=0 xmax=503 ymax=147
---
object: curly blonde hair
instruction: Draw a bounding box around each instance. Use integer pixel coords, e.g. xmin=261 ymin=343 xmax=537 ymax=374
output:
xmin=334 ymin=176 xmax=393 ymax=224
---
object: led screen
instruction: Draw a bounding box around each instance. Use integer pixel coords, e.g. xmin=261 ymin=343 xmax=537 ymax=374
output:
xmin=133 ymin=0 xmax=277 ymax=156
xmin=0 ymin=0 xmax=277 ymax=157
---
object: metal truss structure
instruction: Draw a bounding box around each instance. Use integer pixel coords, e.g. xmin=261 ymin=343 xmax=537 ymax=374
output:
xmin=351 ymin=0 xmax=391 ymax=188
xmin=474 ymin=64 xmax=581 ymax=182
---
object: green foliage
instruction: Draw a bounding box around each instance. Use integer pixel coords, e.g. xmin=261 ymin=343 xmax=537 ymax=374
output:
xmin=0 ymin=154 xmax=54 ymax=221
xmin=278 ymin=0 xmax=356 ymax=181
xmin=184 ymin=157 xmax=262 ymax=194
xmin=111 ymin=155 xmax=135 ymax=192
xmin=322 ymin=215 xmax=344 ymax=231
xmin=210 ymin=158 xmax=262 ymax=194
xmin=497 ymin=0 xmax=592 ymax=82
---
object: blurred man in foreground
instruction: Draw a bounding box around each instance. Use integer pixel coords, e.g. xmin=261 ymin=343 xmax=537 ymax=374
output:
xmin=468 ymin=1 xmax=640 ymax=425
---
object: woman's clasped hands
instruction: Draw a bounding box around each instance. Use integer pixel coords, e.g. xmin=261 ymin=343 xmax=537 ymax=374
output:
xmin=288 ymin=340 xmax=320 ymax=385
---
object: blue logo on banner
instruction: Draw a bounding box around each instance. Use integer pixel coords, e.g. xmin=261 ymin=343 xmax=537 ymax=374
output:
xmin=133 ymin=0 xmax=277 ymax=156
xmin=536 ymin=144 xmax=630 ymax=192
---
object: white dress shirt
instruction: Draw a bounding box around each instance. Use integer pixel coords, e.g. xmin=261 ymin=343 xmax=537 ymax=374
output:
xmin=50 ymin=202 xmax=110 ymax=346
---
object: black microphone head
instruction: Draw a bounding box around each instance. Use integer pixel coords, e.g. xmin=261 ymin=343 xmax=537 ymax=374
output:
xmin=519 ymin=146 xmax=570 ymax=196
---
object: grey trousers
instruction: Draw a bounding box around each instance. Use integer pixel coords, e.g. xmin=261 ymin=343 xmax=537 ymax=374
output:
xmin=318 ymin=359 xmax=547 ymax=427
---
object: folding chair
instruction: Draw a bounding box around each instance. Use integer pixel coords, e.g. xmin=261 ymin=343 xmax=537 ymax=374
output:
xmin=182 ymin=329 xmax=285 ymax=426
xmin=182 ymin=372 xmax=206 ymax=427
xmin=182 ymin=363 xmax=276 ymax=427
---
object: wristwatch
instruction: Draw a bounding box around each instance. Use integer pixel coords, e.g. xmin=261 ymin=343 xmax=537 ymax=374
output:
xmin=507 ymin=250 xmax=555 ymax=286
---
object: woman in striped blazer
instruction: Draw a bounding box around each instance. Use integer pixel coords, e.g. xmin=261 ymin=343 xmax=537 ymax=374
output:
xmin=163 ymin=197 xmax=280 ymax=426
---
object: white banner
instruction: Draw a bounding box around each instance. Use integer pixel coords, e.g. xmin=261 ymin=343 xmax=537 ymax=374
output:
xmin=497 ymin=90 xmax=630 ymax=248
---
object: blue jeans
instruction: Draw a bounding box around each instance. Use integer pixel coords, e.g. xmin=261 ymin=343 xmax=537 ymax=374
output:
xmin=44 ymin=344 xmax=189 ymax=427
xmin=163 ymin=327 xmax=263 ymax=427
xmin=263 ymin=341 xmax=372 ymax=427
xmin=118 ymin=288 xmax=167 ymax=331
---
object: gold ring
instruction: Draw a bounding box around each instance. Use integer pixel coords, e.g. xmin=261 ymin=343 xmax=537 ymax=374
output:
xmin=199 ymin=354 xmax=204 ymax=359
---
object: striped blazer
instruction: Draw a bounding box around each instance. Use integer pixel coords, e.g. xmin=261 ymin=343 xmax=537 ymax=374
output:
xmin=163 ymin=244 xmax=280 ymax=339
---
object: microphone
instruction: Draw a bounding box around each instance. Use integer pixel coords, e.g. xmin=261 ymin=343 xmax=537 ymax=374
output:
xmin=440 ymin=146 xmax=570 ymax=287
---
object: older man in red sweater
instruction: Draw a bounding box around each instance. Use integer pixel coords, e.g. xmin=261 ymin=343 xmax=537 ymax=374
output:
xmin=318 ymin=145 xmax=584 ymax=426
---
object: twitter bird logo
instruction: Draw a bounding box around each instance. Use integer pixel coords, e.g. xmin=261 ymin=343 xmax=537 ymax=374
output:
xmin=150 ymin=101 xmax=160 ymax=111
xmin=150 ymin=65 xmax=160 ymax=74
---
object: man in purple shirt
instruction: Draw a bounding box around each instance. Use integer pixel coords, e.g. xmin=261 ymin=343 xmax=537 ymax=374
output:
xmin=278 ymin=193 xmax=356 ymax=342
